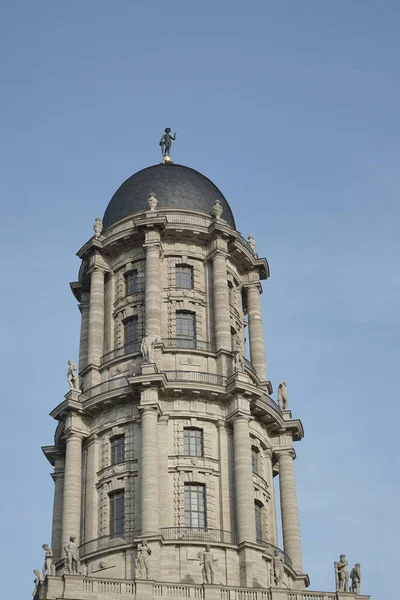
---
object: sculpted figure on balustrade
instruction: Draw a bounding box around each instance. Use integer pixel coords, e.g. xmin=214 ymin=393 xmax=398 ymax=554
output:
xmin=334 ymin=554 xmax=349 ymax=592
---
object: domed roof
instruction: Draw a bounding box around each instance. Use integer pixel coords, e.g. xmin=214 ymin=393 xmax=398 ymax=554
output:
xmin=103 ymin=163 xmax=236 ymax=230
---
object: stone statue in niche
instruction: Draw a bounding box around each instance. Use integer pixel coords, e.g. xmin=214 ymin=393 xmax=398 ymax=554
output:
xmin=64 ymin=536 xmax=81 ymax=574
xmin=140 ymin=334 xmax=160 ymax=364
xmin=334 ymin=554 xmax=349 ymax=592
xmin=272 ymin=550 xmax=284 ymax=587
xmin=159 ymin=128 xmax=176 ymax=157
xmin=212 ymin=199 xmax=223 ymax=219
xmin=233 ymin=336 xmax=244 ymax=372
xmin=277 ymin=380 xmax=288 ymax=410
xmin=135 ymin=540 xmax=151 ymax=579
xmin=33 ymin=569 xmax=42 ymax=596
xmin=42 ymin=543 xmax=54 ymax=578
xmin=350 ymin=563 xmax=361 ymax=594
xmin=93 ymin=217 xmax=103 ymax=239
xmin=248 ymin=234 xmax=257 ymax=254
xmin=67 ymin=361 xmax=80 ymax=391
xmin=198 ymin=545 xmax=217 ymax=584
xmin=148 ymin=192 xmax=158 ymax=211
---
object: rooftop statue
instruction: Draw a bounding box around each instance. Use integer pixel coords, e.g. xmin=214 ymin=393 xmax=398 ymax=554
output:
xmin=67 ymin=361 xmax=80 ymax=391
xmin=160 ymin=127 xmax=177 ymax=159
xmin=198 ymin=545 xmax=218 ymax=584
xmin=272 ymin=549 xmax=284 ymax=587
xmin=334 ymin=554 xmax=349 ymax=592
xmin=278 ymin=380 xmax=288 ymax=410
xmin=350 ymin=563 xmax=361 ymax=594
xmin=64 ymin=536 xmax=80 ymax=574
xmin=135 ymin=540 xmax=151 ymax=579
xmin=42 ymin=543 xmax=53 ymax=578
xmin=93 ymin=217 xmax=103 ymax=239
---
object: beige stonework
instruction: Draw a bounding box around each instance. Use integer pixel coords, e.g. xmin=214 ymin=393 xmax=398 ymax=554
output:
xmin=38 ymin=166 xmax=370 ymax=600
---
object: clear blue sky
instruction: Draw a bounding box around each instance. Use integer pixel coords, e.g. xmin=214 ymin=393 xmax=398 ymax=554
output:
xmin=1 ymin=2 xmax=399 ymax=598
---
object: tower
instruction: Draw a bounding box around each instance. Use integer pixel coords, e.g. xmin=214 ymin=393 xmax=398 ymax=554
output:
xmin=36 ymin=148 xmax=369 ymax=600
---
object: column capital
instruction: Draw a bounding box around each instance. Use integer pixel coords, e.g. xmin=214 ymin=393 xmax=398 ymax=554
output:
xmin=243 ymin=281 xmax=262 ymax=293
xmin=274 ymin=447 xmax=296 ymax=461
xmin=138 ymin=403 xmax=161 ymax=417
xmin=51 ymin=469 xmax=65 ymax=483
xmin=88 ymin=263 xmax=107 ymax=276
xmin=64 ymin=429 xmax=85 ymax=443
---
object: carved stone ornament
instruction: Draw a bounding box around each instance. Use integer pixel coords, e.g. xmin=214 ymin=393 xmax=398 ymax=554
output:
xmin=277 ymin=380 xmax=288 ymax=410
xmin=64 ymin=536 xmax=81 ymax=574
xmin=212 ymin=199 xmax=223 ymax=219
xmin=93 ymin=217 xmax=103 ymax=239
xmin=148 ymin=192 xmax=158 ymax=211
xmin=33 ymin=569 xmax=42 ymax=597
xmin=67 ymin=361 xmax=80 ymax=391
xmin=135 ymin=540 xmax=151 ymax=579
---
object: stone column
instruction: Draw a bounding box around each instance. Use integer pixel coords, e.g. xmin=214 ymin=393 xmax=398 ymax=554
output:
xmin=62 ymin=432 xmax=83 ymax=547
xmin=88 ymin=266 xmax=105 ymax=367
xmin=232 ymin=415 xmax=256 ymax=543
xmin=104 ymin=273 xmax=115 ymax=354
xmin=144 ymin=233 xmax=161 ymax=337
xmin=245 ymin=283 xmax=266 ymax=380
xmin=158 ymin=416 xmax=169 ymax=528
xmin=84 ymin=436 xmax=99 ymax=544
xmin=78 ymin=292 xmax=90 ymax=373
xmin=212 ymin=251 xmax=231 ymax=351
xmin=264 ymin=449 xmax=278 ymax=546
xmin=140 ymin=405 xmax=160 ymax=534
xmin=51 ymin=456 xmax=65 ymax=562
xmin=277 ymin=449 xmax=303 ymax=572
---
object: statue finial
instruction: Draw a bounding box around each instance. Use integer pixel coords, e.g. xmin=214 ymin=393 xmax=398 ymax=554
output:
xmin=159 ymin=128 xmax=176 ymax=163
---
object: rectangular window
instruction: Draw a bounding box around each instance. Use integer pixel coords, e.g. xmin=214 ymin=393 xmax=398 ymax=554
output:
xmin=110 ymin=491 xmax=125 ymax=538
xmin=252 ymin=447 xmax=260 ymax=474
xmin=176 ymin=311 xmax=196 ymax=349
xmin=124 ymin=317 xmax=139 ymax=352
xmin=255 ymin=501 xmax=263 ymax=542
xmin=110 ymin=435 xmax=125 ymax=465
xmin=125 ymin=270 xmax=138 ymax=295
xmin=184 ymin=484 xmax=206 ymax=529
xmin=184 ymin=428 xmax=204 ymax=457
xmin=176 ymin=265 xmax=194 ymax=289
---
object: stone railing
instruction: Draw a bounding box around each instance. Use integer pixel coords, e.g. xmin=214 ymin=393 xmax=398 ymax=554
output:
xmin=160 ymin=527 xmax=238 ymax=545
xmin=154 ymin=583 xmax=204 ymax=598
xmin=221 ymin=588 xmax=272 ymax=600
xmin=164 ymin=370 xmax=227 ymax=387
xmin=83 ymin=376 xmax=130 ymax=398
xmin=83 ymin=578 xmax=136 ymax=595
xmin=288 ymin=594 xmax=336 ymax=600
xmin=243 ymin=357 xmax=258 ymax=377
xmin=79 ymin=531 xmax=138 ymax=557
xmin=163 ymin=338 xmax=216 ymax=353
xmin=100 ymin=343 xmax=141 ymax=365
xmin=36 ymin=576 xmax=369 ymax=600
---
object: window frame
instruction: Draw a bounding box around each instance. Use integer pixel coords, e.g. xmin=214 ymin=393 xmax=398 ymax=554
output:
xmin=176 ymin=311 xmax=196 ymax=349
xmin=175 ymin=264 xmax=194 ymax=290
xmin=184 ymin=483 xmax=206 ymax=529
xmin=110 ymin=434 xmax=125 ymax=465
xmin=109 ymin=490 xmax=125 ymax=538
xmin=125 ymin=269 xmax=139 ymax=296
xmin=124 ymin=316 xmax=139 ymax=352
xmin=254 ymin=500 xmax=263 ymax=542
xmin=183 ymin=428 xmax=204 ymax=457
xmin=251 ymin=446 xmax=260 ymax=475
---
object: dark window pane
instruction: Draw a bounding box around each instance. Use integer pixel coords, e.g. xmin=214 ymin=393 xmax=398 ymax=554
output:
xmin=125 ymin=270 xmax=138 ymax=295
xmin=255 ymin=502 xmax=262 ymax=541
xmin=110 ymin=491 xmax=125 ymax=537
xmin=176 ymin=312 xmax=196 ymax=348
xmin=184 ymin=429 xmax=204 ymax=457
xmin=111 ymin=435 xmax=125 ymax=465
xmin=124 ymin=317 xmax=139 ymax=352
xmin=176 ymin=265 xmax=194 ymax=289
xmin=184 ymin=484 xmax=206 ymax=529
xmin=252 ymin=447 xmax=259 ymax=474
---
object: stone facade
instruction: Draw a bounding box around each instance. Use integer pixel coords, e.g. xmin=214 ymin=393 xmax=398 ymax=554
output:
xmin=37 ymin=168 xmax=370 ymax=600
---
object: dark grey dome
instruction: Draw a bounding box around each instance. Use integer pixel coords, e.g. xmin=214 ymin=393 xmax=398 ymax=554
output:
xmin=103 ymin=163 xmax=236 ymax=230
